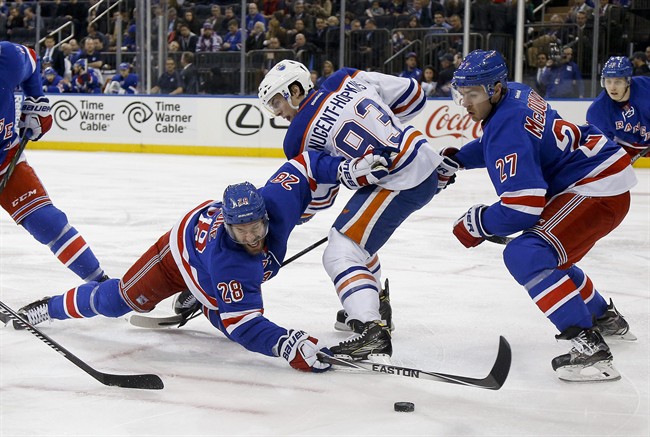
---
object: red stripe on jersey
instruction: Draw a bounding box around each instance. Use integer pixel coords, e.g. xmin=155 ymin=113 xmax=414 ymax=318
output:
xmin=393 ymin=83 xmax=423 ymax=115
xmin=575 ymin=153 xmax=631 ymax=187
xmin=65 ymin=288 xmax=83 ymax=318
xmin=221 ymin=309 xmax=262 ymax=330
xmin=57 ymin=235 xmax=87 ymax=264
xmin=500 ymin=195 xmax=546 ymax=208
xmin=536 ymin=278 xmax=576 ymax=313
xmin=580 ymin=275 xmax=595 ymax=301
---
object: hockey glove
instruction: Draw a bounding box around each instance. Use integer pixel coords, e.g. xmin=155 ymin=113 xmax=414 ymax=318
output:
xmin=338 ymin=149 xmax=392 ymax=190
xmin=19 ymin=96 xmax=53 ymax=141
xmin=435 ymin=155 xmax=460 ymax=193
xmin=277 ymin=329 xmax=332 ymax=373
xmin=453 ymin=204 xmax=492 ymax=248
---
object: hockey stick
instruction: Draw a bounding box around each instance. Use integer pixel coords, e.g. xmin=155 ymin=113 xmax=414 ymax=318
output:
xmin=631 ymin=145 xmax=650 ymax=163
xmin=129 ymin=236 xmax=330 ymax=328
xmin=485 ymin=235 xmax=513 ymax=245
xmin=0 ymin=136 xmax=30 ymax=195
xmin=0 ymin=300 xmax=164 ymax=390
xmin=320 ymin=335 xmax=511 ymax=390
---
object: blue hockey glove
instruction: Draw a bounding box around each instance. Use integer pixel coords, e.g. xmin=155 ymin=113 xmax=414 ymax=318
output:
xmin=277 ymin=329 xmax=332 ymax=373
xmin=453 ymin=204 xmax=492 ymax=248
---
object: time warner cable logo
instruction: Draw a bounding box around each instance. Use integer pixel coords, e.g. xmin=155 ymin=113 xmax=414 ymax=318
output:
xmin=123 ymin=101 xmax=154 ymax=133
xmin=51 ymin=100 xmax=78 ymax=130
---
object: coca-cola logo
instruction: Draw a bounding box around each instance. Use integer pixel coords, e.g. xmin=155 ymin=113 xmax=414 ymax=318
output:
xmin=425 ymin=105 xmax=482 ymax=140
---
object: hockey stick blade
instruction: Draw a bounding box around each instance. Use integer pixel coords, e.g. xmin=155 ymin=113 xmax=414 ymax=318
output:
xmin=129 ymin=313 xmax=184 ymax=328
xmin=0 ymin=301 xmax=164 ymax=390
xmin=320 ymin=336 xmax=511 ymax=390
xmin=485 ymin=235 xmax=513 ymax=245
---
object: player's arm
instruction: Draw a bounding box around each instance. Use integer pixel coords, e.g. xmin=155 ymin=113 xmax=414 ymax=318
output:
xmin=354 ymin=69 xmax=426 ymax=122
xmin=449 ymin=138 xmax=487 ymax=169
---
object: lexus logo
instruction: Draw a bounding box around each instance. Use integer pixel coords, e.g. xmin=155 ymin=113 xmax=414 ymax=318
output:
xmin=226 ymin=104 xmax=264 ymax=136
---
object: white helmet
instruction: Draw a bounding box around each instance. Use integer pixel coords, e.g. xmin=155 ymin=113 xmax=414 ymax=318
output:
xmin=258 ymin=60 xmax=313 ymax=117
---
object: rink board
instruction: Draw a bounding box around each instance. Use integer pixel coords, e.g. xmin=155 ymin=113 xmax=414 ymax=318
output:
xmin=20 ymin=94 xmax=650 ymax=168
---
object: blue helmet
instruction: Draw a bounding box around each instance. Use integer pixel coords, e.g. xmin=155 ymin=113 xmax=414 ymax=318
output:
xmin=452 ymin=50 xmax=508 ymax=97
xmin=74 ymin=58 xmax=87 ymax=71
xmin=222 ymin=182 xmax=268 ymax=244
xmin=42 ymin=56 xmax=52 ymax=65
xmin=43 ymin=67 xmax=57 ymax=76
xmin=601 ymin=56 xmax=633 ymax=87
xmin=119 ymin=62 xmax=130 ymax=71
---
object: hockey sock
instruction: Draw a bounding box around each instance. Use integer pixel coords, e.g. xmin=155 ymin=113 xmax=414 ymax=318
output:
xmin=48 ymin=279 xmax=132 ymax=320
xmin=21 ymin=205 xmax=104 ymax=282
xmin=565 ymin=266 xmax=608 ymax=319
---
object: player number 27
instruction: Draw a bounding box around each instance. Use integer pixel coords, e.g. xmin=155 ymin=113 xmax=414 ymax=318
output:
xmin=217 ymin=280 xmax=244 ymax=303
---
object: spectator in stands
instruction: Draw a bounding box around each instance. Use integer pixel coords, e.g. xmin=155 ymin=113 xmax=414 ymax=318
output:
xmin=386 ymin=0 xmax=407 ymax=15
xmin=291 ymin=33 xmax=319 ymax=65
xmin=262 ymin=0 xmax=282 ymax=20
xmin=42 ymin=35 xmax=66 ymax=78
xmin=168 ymin=40 xmax=181 ymax=53
xmin=247 ymin=21 xmax=267 ymax=51
xmin=262 ymin=37 xmax=284 ymax=74
xmin=310 ymin=69 xmax=319 ymax=87
xmin=534 ymin=52 xmax=549 ymax=96
xmin=365 ymin=1 xmax=386 ymax=18
xmin=197 ymin=21 xmax=223 ymax=52
xmin=447 ymin=14 xmax=463 ymax=53
xmin=87 ymin=22 xmax=110 ymax=52
xmin=631 ymin=52 xmax=650 ymax=76
xmin=526 ymin=14 xmax=567 ymax=67
xmin=222 ymin=19 xmax=243 ymax=51
xmin=220 ymin=7 xmax=238 ymax=36
xmin=79 ymin=37 xmax=104 ymax=70
xmin=104 ymin=62 xmax=139 ymax=94
xmin=430 ymin=11 xmax=451 ymax=32
xmin=567 ymin=0 xmax=593 ymax=24
xmin=286 ymin=18 xmax=307 ymax=47
xmin=437 ymin=53 xmax=455 ymax=96
xmin=266 ymin=16 xmax=288 ymax=47
xmin=315 ymin=60 xmax=334 ymax=89
xmin=444 ymin=0 xmax=464 ymax=18
xmin=68 ymin=39 xmax=82 ymax=63
xmin=246 ymin=2 xmax=267 ymax=33
xmin=206 ymin=5 xmax=224 ymax=31
xmin=151 ymin=57 xmax=183 ymax=95
xmin=354 ymin=18 xmax=384 ymax=71
xmin=179 ymin=51 xmax=199 ymax=94
xmin=400 ymin=52 xmax=423 ymax=81
xmin=412 ymin=0 xmax=433 ymax=27
xmin=167 ymin=7 xmax=179 ymax=41
xmin=420 ymin=65 xmax=438 ymax=96
xmin=311 ymin=16 xmax=329 ymax=53
xmin=541 ymin=46 xmax=584 ymax=98
xmin=59 ymin=43 xmax=74 ymax=80
xmin=283 ymin=1 xmax=314 ymax=34
xmin=42 ymin=67 xmax=71 ymax=94
xmin=183 ymin=9 xmax=202 ymax=36
xmin=176 ymin=23 xmax=198 ymax=52
xmin=6 ymin=6 xmax=24 ymax=36
xmin=22 ymin=7 xmax=40 ymax=31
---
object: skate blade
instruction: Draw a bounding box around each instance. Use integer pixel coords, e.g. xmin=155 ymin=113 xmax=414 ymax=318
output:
xmin=608 ymin=330 xmax=637 ymax=341
xmin=366 ymin=353 xmax=392 ymax=365
xmin=556 ymin=360 xmax=621 ymax=382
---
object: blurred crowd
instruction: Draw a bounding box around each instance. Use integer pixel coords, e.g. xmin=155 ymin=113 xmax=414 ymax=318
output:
xmin=1 ymin=0 xmax=648 ymax=96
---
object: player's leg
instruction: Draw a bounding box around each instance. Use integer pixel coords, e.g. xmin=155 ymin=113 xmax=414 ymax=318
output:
xmin=0 ymin=160 xmax=106 ymax=282
xmin=16 ymin=231 xmax=186 ymax=327
xmin=502 ymin=191 xmax=631 ymax=380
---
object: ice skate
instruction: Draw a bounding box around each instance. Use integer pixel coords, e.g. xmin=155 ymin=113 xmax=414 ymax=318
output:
xmin=172 ymin=290 xmax=202 ymax=327
xmin=334 ymin=278 xmax=394 ymax=332
xmin=595 ymin=299 xmax=636 ymax=341
xmin=330 ymin=320 xmax=392 ymax=362
xmin=13 ymin=297 xmax=52 ymax=330
xmin=552 ymin=327 xmax=620 ymax=382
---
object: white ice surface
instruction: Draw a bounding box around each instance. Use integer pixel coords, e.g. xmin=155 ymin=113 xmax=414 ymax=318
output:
xmin=1 ymin=150 xmax=648 ymax=437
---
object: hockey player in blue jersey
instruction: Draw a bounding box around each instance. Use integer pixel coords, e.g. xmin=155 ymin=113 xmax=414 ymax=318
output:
xmin=71 ymin=59 xmax=103 ymax=94
xmin=11 ymin=151 xmax=391 ymax=373
xmin=447 ymin=49 xmax=637 ymax=382
xmin=586 ymin=56 xmax=650 ymax=159
xmin=258 ymin=60 xmax=459 ymax=362
xmin=0 ymin=41 xmax=106 ymax=283
xmin=104 ymin=62 xmax=139 ymax=95
xmin=42 ymin=67 xmax=72 ymax=94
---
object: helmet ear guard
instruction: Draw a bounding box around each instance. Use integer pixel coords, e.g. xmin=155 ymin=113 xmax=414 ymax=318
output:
xmin=258 ymin=60 xmax=313 ymax=117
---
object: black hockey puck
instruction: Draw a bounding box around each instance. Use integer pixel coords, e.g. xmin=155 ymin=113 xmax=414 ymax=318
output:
xmin=394 ymin=402 xmax=415 ymax=412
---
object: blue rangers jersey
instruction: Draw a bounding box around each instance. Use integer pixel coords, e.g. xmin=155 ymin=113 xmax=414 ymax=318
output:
xmin=169 ymin=152 xmax=342 ymax=357
xmin=108 ymin=72 xmax=139 ymax=94
xmin=283 ymin=68 xmax=443 ymax=217
xmin=0 ymin=42 xmax=43 ymax=173
xmin=455 ymin=82 xmax=637 ymax=236
xmin=586 ymin=76 xmax=650 ymax=156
